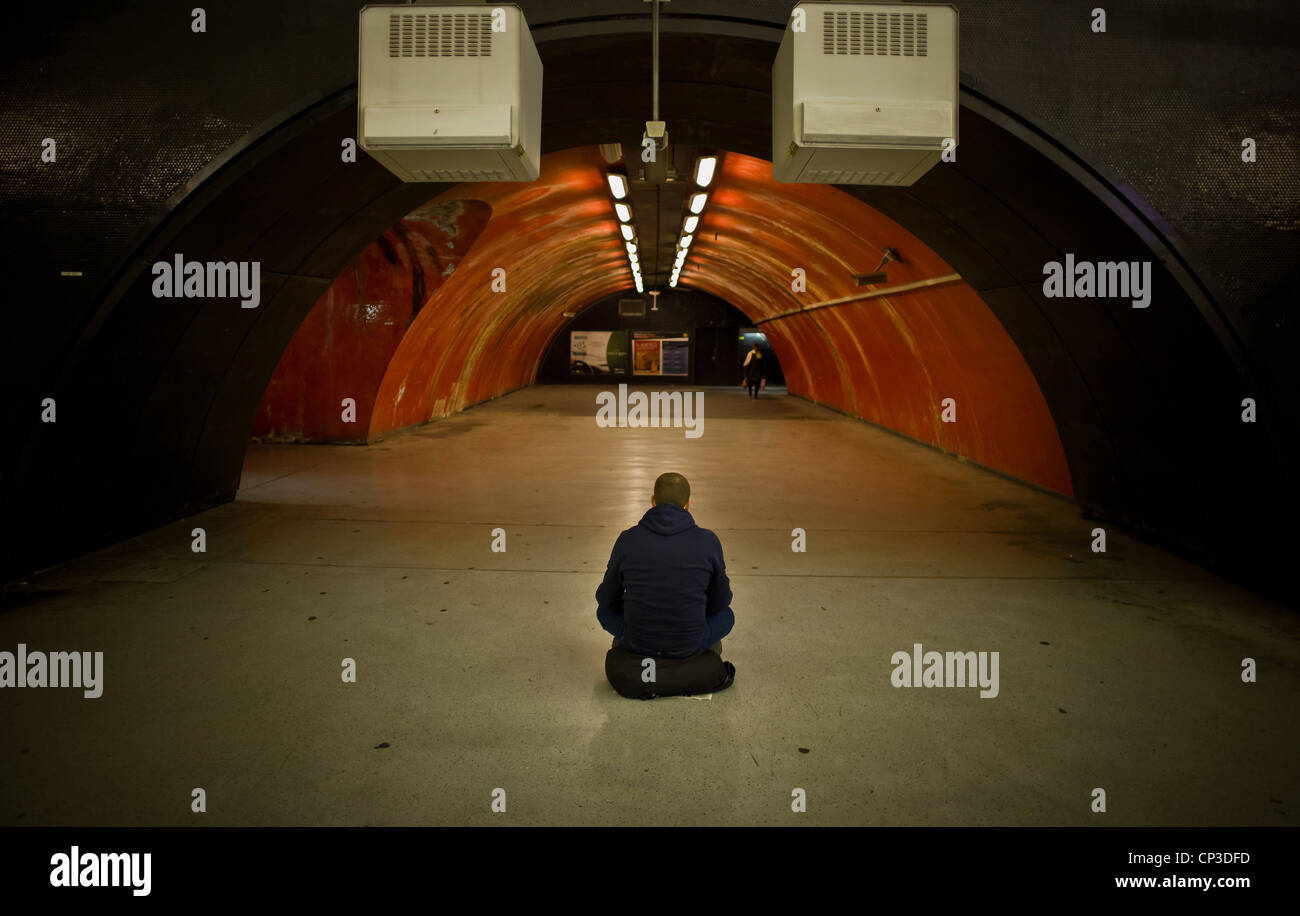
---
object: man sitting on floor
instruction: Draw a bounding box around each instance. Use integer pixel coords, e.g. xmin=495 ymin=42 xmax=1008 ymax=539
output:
xmin=596 ymin=472 xmax=736 ymax=698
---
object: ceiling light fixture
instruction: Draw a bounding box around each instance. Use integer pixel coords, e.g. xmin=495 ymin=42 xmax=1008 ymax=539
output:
xmin=693 ymin=155 xmax=717 ymax=187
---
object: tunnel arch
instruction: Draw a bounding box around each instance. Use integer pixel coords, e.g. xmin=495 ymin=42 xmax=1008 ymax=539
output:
xmin=6 ymin=20 xmax=1282 ymax=595
xmin=309 ymin=145 xmax=1071 ymax=494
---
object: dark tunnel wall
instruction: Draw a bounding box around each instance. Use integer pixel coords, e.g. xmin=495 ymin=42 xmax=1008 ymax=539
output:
xmin=2 ymin=1 xmax=1297 ymax=599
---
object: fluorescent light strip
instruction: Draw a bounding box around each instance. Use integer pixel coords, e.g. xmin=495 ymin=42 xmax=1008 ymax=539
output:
xmin=683 ymin=215 xmax=699 ymax=234
xmin=688 ymin=191 xmax=707 ymax=214
xmin=693 ymin=156 xmax=717 ymax=187
xmin=614 ymin=182 xmax=636 ymax=289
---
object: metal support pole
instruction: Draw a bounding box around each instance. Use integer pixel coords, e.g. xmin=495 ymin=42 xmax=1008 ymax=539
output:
xmin=652 ymin=0 xmax=659 ymax=121
xmin=756 ymin=274 xmax=965 ymax=325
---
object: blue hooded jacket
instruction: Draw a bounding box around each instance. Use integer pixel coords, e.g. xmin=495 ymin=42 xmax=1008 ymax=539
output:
xmin=596 ymin=502 xmax=734 ymax=658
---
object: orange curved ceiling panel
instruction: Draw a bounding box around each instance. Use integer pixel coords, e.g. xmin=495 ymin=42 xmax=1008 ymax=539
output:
xmin=370 ymin=146 xmax=631 ymax=433
xmin=253 ymin=200 xmax=491 ymax=441
xmin=679 ymin=153 xmax=1073 ymax=496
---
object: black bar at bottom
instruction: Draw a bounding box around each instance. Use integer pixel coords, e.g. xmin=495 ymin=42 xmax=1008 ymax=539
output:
xmin=0 ymin=826 xmax=1288 ymax=902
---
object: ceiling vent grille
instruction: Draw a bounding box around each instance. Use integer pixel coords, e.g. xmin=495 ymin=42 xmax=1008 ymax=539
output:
xmin=803 ymin=167 xmax=907 ymax=185
xmin=389 ymin=12 xmax=493 ymax=57
xmin=408 ymin=167 xmax=513 ymax=182
xmin=822 ymin=10 xmax=928 ymax=57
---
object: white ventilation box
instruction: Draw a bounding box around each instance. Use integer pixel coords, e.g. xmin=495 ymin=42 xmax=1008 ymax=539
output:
xmin=358 ymin=3 xmax=542 ymax=182
xmin=773 ymin=2 xmax=958 ymax=185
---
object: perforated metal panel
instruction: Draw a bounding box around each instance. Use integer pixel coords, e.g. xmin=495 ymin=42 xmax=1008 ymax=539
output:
xmin=387 ymin=11 xmax=493 ymax=57
xmin=408 ymin=167 xmax=514 ymax=181
xmin=952 ymin=0 xmax=1300 ymax=322
xmin=803 ymin=167 xmax=907 ymax=184
xmin=822 ymin=9 xmax=928 ymax=56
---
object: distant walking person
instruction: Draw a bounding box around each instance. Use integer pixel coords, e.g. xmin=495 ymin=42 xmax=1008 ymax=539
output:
xmin=743 ymin=342 xmax=765 ymax=398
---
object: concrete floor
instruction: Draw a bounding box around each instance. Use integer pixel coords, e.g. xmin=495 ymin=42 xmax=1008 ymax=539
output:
xmin=2 ymin=384 xmax=1297 ymax=826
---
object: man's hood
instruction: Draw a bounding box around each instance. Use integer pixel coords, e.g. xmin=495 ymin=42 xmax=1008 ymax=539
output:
xmin=638 ymin=503 xmax=696 ymax=536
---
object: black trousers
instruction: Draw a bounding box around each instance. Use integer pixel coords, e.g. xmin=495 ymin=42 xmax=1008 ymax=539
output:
xmin=746 ymin=378 xmax=761 ymax=397
xmin=613 ymin=637 xmax=722 ymax=656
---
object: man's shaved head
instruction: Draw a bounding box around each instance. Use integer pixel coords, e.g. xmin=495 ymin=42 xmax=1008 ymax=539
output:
xmin=653 ymin=472 xmax=691 ymax=508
